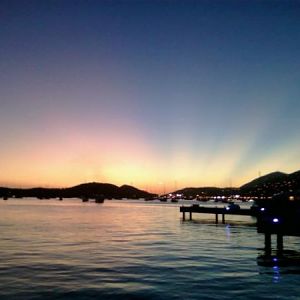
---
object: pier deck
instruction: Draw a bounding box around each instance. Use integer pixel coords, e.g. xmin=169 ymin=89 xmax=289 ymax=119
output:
xmin=180 ymin=203 xmax=300 ymax=253
xmin=180 ymin=205 xmax=256 ymax=223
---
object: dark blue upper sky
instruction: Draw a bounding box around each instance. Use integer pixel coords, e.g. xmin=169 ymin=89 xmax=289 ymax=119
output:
xmin=1 ymin=0 xmax=300 ymax=190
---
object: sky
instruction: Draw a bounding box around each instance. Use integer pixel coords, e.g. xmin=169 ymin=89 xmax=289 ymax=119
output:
xmin=0 ymin=0 xmax=300 ymax=193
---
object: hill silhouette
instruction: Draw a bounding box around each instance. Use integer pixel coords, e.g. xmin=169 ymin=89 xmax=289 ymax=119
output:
xmin=240 ymin=171 xmax=287 ymax=190
xmin=239 ymin=171 xmax=300 ymax=196
xmin=171 ymin=187 xmax=239 ymax=198
xmin=170 ymin=170 xmax=300 ymax=198
xmin=0 ymin=182 xmax=156 ymax=199
xmin=1 ymin=169 xmax=300 ymax=199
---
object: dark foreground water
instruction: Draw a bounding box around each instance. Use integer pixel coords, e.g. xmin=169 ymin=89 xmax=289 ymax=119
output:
xmin=1 ymin=199 xmax=300 ymax=300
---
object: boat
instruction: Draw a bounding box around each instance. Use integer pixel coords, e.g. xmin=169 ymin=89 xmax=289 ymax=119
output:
xmin=145 ymin=197 xmax=155 ymax=201
xmin=225 ymin=202 xmax=240 ymax=211
xmin=81 ymin=197 xmax=89 ymax=202
xmin=95 ymin=195 xmax=105 ymax=203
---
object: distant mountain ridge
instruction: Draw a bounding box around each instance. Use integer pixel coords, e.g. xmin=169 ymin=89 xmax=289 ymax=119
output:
xmin=172 ymin=187 xmax=239 ymax=198
xmin=1 ymin=169 xmax=300 ymax=199
xmin=239 ymin=170 xmax=300 ymax=196
xmin=171 ymin=170 xmax=300 ymax=197
xmin=0 ymin=182 xmax=157 ymax=199
xmin=240 ymin=172 xmax=288 ymax=190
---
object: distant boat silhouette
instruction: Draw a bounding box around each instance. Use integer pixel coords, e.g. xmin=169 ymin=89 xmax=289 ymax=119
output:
xmin=81 ymin=197 xmax=89 ymax=202
xmin=159 ymin=197 xmax=167 ymax=202
xmin=95 ymin=195 xmax=105 ymax=203
xmin=145 ymin=196 xmax=155 ymax=201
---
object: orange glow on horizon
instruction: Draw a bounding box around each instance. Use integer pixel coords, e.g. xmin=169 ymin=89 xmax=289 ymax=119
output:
xmin=1 ymin=117 xmax=300 ymax=193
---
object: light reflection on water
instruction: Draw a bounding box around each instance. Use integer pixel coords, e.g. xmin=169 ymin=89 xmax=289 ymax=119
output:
xmin=1 ymin=198 xmax=300 ymax=299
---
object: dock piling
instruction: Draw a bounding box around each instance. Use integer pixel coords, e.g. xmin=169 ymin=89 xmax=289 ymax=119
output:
xmin=215 ymin=214 xmax=219 ymax=224
xmin=277 ymin=234 xmax=283 ymax=254
xmin=264 ymin=233 xmax=271 ymax=254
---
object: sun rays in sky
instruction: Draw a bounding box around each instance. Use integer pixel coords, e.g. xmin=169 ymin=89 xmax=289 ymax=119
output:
xmin=1 ymin=1 xmax=300 ymax=192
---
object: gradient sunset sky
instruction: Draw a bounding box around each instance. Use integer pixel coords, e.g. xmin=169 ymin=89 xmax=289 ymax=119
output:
xmin=1 ymin=0 xmax=300 ymax=192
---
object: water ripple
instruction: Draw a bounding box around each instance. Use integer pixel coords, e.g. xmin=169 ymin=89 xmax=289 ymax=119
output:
xmin=1 ymin=199 xmax=300 ymax=299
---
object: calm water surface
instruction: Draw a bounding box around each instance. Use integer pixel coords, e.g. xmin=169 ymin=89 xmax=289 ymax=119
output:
xmin=1 ymin=198 xmax=300 ymax=299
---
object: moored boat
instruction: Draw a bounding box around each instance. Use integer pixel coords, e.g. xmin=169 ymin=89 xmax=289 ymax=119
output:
xmin=95 ymin=195 xmax=105 ymax=203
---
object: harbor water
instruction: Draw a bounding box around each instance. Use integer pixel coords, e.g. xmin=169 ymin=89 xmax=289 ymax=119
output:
xmin=1 ymin=199 xmax=300 ymax=299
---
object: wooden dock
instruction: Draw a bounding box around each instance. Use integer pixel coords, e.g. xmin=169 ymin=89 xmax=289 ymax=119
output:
xmin=180 ymin=202 xmax=300 ymax=255
xmin=180 ymin=205 xmax=256 ymax=223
